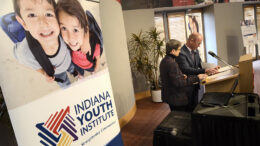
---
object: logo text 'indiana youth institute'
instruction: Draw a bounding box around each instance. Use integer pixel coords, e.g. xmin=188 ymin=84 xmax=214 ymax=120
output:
xmin=36 ymin=106 xmax=78 ymax=145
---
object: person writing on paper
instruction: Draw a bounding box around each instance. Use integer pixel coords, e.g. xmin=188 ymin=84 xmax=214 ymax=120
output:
xmin=176 ymin=33 xmax=218 ymax=110
xmin=160 ymin=39 xmax=207 ymax=112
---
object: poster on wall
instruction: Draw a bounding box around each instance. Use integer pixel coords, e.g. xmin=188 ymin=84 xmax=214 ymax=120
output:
xmin=240 ymin=19 xmax=258 ymax=57
xmin=185 ymin=13 xmax=205 ymax=62
xmin=0 ymin=0 xmax=123 ymax=145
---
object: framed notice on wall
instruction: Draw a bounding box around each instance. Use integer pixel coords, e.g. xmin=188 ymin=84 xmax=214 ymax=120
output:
xmin=241 ymin=19 xmax=258 ymax=57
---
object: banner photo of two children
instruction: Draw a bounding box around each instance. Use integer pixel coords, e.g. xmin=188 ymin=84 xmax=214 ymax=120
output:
xmin=0 ymin=0 xmax=123 ymax=145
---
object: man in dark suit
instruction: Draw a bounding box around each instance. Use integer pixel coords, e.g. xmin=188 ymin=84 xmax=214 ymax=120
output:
xmin=160 ymin=39 xmax=207 ymax=111
xmin=176 ymin=33 xmax=218 ymax=110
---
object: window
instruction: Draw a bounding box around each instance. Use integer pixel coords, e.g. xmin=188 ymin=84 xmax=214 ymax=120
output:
xmin=154 ymin=13 xmax=165 ymax=41
xmin=168 ymin=12 xmax=186 ymax=43
xmin=244 ymin=6 xmax=254 ymax=21
xmin=256 ymin=7 xmax=260 ymax=38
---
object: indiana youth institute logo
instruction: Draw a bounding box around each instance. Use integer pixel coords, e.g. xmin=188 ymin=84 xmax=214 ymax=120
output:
xmin=36 ymin=106 xmax=78 ymax=145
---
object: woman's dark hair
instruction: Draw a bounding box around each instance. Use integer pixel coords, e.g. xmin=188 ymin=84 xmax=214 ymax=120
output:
xmin=13 ymin=0 xmax=56 ymax=17
xmin=56 ymin=0 xmax=88 ymax=33
xmin=166 ymin=39 xmax=181 ymax=54
xmin=85 ymin=11 xmax=103 ymax=62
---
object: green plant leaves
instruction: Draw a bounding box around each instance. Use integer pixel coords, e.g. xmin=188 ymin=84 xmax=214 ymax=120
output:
xmin=128 ymin=27 xmax=165 ymax=90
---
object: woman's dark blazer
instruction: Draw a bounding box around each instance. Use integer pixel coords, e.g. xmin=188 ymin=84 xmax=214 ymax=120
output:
xmin=160 ymin=54 xmax=200 ymax=106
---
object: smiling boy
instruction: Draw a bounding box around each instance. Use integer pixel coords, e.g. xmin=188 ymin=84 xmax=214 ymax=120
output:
xmin=13 ymin=0 xmax=75 ymax=88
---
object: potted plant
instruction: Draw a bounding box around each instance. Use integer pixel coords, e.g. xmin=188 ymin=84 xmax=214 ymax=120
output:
xmin=128 ymin=27 xmax=165 ymax=102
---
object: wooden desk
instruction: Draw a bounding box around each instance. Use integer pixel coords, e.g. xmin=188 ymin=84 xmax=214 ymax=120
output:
xmin=253 ymin=60 xmax=260 ymax=96
xmin=204 ymin=54 xmax=253 ymax=93
xmin=204 ymin=66 xmax=239 ymax=92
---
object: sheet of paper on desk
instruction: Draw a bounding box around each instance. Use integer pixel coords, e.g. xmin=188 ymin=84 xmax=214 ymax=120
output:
xmin=218 ymin=66 xmax=233 ymax=73
xmin=207 ymin=66 xmax=235 ymax=80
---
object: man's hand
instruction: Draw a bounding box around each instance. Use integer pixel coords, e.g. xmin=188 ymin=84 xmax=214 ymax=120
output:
xmin=205 ymin=68 xmax=218 ymax=75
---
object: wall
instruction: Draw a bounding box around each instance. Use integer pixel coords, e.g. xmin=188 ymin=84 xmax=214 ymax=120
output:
xmin=123 ymin=9 xmax=155 ymax=42
xmin=100 ymin=0 xmax=136 ymax=118
xmin=123 ymin=9 xmax=155 ymax=93
xmin=203 ymin=5 xmax=217 ymax=64
xmin=202 ymin=3 xmax=244 ymax=66
xmin=214 ymin=3 xmax=244 ymax=66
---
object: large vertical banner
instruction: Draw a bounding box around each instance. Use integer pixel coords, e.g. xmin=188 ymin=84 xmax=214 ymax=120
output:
xmin=0 ymin=0 xmax=123 ymax=145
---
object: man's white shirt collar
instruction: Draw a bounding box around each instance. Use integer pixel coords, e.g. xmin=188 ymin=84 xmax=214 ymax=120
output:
xmin=185 ymin=44 xmax=196 ymax=54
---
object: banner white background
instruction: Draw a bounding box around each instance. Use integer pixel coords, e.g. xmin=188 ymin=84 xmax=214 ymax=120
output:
xmin=9 ymin=70 xmax=121 ymax=145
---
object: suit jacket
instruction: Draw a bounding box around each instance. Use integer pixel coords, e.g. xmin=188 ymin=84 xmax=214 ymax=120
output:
xmin=160 ymin=54 xmax=200 ymax=106
xmin=176 ymin=45 xmax=205 ymax=75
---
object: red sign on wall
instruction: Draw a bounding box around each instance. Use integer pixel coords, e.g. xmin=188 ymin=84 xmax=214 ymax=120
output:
xmin=172 ymin=0 xmax=195 ymax=6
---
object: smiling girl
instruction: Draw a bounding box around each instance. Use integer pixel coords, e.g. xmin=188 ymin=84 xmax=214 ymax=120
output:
xmin=56 ymin=0 xmax=103 ymax=78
